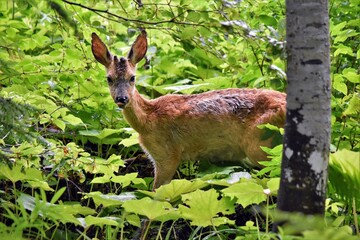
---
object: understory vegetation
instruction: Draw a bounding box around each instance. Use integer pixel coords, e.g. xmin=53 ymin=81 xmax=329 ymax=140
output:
xmin=0 ymin=0 xmax=359 ymax=239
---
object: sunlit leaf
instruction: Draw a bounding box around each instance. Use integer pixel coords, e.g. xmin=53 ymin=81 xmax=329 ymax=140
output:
xmin=91 ymin=175 xmax=111 ymax=184
xmin=266 ymin=177 xmax=280 ymax=195
xmin=27 ymin=180 xmax=54 ymax=191
xmin=53 ymin=119 xmax=66 ymax=131
xmin=62 ymin=114 xmax=84 ymax=126
xmin=80 ymin=216 xmax=120 ymax=227
xmin=120 ymin=132 xmax=139 ymax=147
xmin=111 ymin=172 xmax=146 ymax=188
xmin=332 ymin=74 xmax=347 ymax=95
xmin=85 ymin=191 xmax=136 ymax=207
xmin=334 ymin=44 xmax=353 ymax=57
xmin=18 ymin=193 xmax=95 ymax=225
xmin=140 ymin=179 xmax=208 ymax=202
xmin=222 ymin=180 xmax=267 ymax=207
xmin=178 ymin=189 xmax=235 ymax=227
xmin=122 ymin=197 xmax=180 ymax=222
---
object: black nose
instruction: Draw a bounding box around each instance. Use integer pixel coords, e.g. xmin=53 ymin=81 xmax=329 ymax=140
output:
xmin=115 ymin=96 xmax=128 ymax=104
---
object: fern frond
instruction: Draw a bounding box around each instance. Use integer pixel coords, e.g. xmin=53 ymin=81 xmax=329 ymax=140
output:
xmin=328 ymin=149 xmax=360 ymax=206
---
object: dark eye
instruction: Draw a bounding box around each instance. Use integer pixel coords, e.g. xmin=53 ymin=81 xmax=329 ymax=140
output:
xmin=129 ymin=76 xmax=135 ymax=83
xmin=107 ymin=77 xmax=113 ymax=84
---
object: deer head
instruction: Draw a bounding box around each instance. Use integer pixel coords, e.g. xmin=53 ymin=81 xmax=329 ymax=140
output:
xmin=91 ymin=30 xmax=147 ymax=108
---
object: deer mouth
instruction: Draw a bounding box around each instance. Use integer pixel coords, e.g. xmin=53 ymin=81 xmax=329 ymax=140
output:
xmin=116 ymin=102 xmax=127 ymax=108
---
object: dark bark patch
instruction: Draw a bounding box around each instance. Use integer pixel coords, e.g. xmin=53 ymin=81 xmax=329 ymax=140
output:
xmin=301 ymin=59 xmax=323 ymax=65
xmin=306 ymin=22 xmax=323 ymax=28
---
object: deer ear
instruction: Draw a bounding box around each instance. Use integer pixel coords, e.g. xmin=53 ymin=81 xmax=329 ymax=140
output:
xmin=91 ymin=33 xmax=112 ymax=67
xmin=128 ymin=30 xmax=147 ymax=65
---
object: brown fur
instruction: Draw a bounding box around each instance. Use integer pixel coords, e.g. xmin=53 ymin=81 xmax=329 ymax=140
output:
xmin=91 ymin=31 xmax=286 ymax=189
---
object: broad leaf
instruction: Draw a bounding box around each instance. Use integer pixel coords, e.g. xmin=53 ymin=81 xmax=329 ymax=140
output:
xmin=85 ymin=191 xmax=136 ymax=207
xmin=222 ymin=180 xmax=267 ymax=207
xmin=122 ymin=197 xmax=180 ymax=222
xmin=138 ymin=179 xmax=208 ymax=202
xmin=178 ymin=189 xmax=235 ymax=227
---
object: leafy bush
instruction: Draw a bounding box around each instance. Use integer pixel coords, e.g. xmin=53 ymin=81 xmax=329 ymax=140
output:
xmin=0 ymin=0 xmax=359 ymax=239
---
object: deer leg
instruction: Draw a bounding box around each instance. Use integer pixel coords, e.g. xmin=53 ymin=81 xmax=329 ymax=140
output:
xmin=152 ymin=156 xmax=181 ymax=190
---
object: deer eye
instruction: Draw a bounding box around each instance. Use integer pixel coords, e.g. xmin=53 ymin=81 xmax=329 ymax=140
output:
xmin=107 ymin=77 xmax=113 ymax=84
xmin=129 ymin=76 xmax=135 ymax=83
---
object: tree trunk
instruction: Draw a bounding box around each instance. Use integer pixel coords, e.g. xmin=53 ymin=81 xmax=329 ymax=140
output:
xmin=276 ymin=0 xmax=331 ymax=216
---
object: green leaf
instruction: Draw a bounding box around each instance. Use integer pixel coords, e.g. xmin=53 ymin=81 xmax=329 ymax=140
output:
xmin=332 ymin=215 xmax=345 ymax=227
xmin=266 ymin=177 xmax=280 ymax=195
xmin=122 ymin=197 xmax=180 ymax=222
xmin=222 ymin=180 xmax=267 ymax=207
xmin=331 ymin=21 xmax=347 ymax=36
xmin=334 ymin=44 xmax=353 ymax=57
xmin=334 ymin=30 xmax=359 ymax=43
xmin=125 ymin=214 xmax=141 ymax=227
xmin=91 ymin=175 xmax=111 ymax=184
xmin=85 ymin=191 xmax=136 ymax=207
xmin=153 ymin=179 xmax=208 ymax=202
xmin=178 ymin=189 xmax=235 ymax=227
xmin=329 ymin=149 xmax=360 ymax=206
xmin=180 ymin=27 xmax=197 ymax=40
xmin=51 ymin=187 xmax=67 ymax=204
xmin=111 ymin=172 xmax=146 ymax=188
xmin=81 ymin=216 xmax=120 ymax=227
xmin=79 ymin=128 xmax=123 ymax=140
xmin=332 ymin=74 xmax=347 ymax=95
xmin=18 ymin=193 xmax=95 ymax=225
xmin=120 ymin=132 xmax=139 ymax=147
xmin=342 ymin=70 xmax=359 ymax=83
xmin=62 ymin=114 xmax=84 ymax=125
xmin=161 ymin=83 xmax=209 ymax=94
xmin=79 ymin=128 xmax=123 ymax=144
xmin=53 ymin=119 xmax=66 ymax=131
xmin=27 ymin=180 xmax=54 ymax=191
xmin=343 ymin=93 xmax=360 ymax=116
xmin=257 ymin=123 xmax=281 ymax=132
xmin=259 ymin=15 xmax=277 ymax=27
xmin=0 ymin=165 xmax=28 ymax=182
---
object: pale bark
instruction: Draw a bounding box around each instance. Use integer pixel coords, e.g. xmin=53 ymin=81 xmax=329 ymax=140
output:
xmin=276 ymin=0 xmax=331 ymax=215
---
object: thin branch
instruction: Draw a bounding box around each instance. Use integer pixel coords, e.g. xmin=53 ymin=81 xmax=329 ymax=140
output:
xmin=62 ymin=0 xmax=205 ymax=27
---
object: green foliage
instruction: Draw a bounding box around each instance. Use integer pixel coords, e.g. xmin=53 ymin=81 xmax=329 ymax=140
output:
xmin=179 ymin=189 xmax=235 ymax=227
xmin=329 ymin=149 xmax=360 ymax=206
xmin=0 ymin=0 xmax=359 ymax=239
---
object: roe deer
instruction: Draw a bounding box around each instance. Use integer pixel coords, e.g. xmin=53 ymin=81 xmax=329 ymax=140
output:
xmin=91 ymin=30 xmax=286 ymax=190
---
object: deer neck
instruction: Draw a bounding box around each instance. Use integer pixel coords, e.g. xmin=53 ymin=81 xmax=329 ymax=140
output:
xmin=122 ymin=88 xmax=152 ymax=134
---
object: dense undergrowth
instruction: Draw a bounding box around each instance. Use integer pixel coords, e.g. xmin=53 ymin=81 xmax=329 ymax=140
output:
xmin=0 ymin=0 xmax=359 ymax=239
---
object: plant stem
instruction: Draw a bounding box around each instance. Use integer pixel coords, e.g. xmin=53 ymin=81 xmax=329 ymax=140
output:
xmin=353 ymin=198 xmax=359 ymax=236
xmin=255 ymin=214 xmax=261 ymax=240
xmin=155 ymin=221 xmax=164 ymax=240
xmin=266 ymin=196 xmax=269 ymax=234
xmin=142 ymin=220 xmax=151 ymax=240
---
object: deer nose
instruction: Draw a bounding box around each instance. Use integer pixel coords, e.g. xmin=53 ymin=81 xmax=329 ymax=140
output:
xmin=115 ymin=96 xmax=129 ymax=105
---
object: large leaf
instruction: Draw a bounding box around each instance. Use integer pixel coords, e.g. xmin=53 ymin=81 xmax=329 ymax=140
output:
xmin=178 ymin=189 xmax=235 ymax=227
xmin=138 ymin=179 xmax=208 ymax=202
xmin=79 ymin=128 xmax=123 ymax=140
xmin=221 ymin=180 xmax=267 ymax=207
xmin=84 ymin=191 xmax=136 ymax=207
xmin=18 ymin=193 xmax=95 ymax=225
xmin=122 ymin=197 xmax=181 ymax=222
xmin=329 ymin=149 xmax=360 ymax=206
